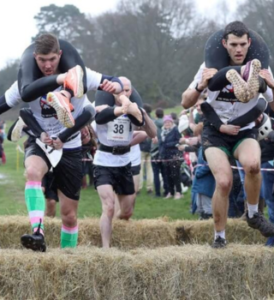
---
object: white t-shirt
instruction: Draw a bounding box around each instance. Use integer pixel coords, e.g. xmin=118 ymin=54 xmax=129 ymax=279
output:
xmin=130 ymin=144 xmax=141 ymax=167
xmin=92 ymin=117 xmax=134 ymax=167
xmin=5 ymin=81 xmax=21 ymax=107
xmin=189 ymin=63 xmax=273 ymax=129
xmin=5 ymin=68 xmax=102 ymax=149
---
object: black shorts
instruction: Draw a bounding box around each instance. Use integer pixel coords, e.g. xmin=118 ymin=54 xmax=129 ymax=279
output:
xmin=25 ymin=139 xmax=82 ymax=201
xmin=202 ymin=121 xmax=258 ymax=158
xmin=42 ymin=172 xmax=59 ymax=202
xmin=131 ymin=164 xmax=141 ymax=176
xmin=93 ymin=163 xmax=135 ymax=195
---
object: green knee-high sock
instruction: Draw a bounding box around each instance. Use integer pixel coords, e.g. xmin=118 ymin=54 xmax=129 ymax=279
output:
xmin=25 ymin=181 xmax=45 ymax=232
xmin=61 ymin=224 xmax=78 ymax=248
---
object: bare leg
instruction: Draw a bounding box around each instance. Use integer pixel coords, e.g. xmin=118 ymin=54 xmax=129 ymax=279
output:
xmin=234 ymin=138 xmax=261 ymax=206
xmin=205 ymin=147 xmax=233 ymax=232
xmin=117 ymin=194 xmax=135 ymax=220
xmin=97 ymin=185 xmax=116 ymax=248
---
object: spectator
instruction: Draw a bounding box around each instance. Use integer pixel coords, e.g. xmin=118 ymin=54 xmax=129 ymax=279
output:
xmin=160 ymin=115 xmax=182 ymax=199
xmin=151 ymin=108 xmax=169 ymax=197
xmin=139 ymin=103 xmax=153 ymax=194
xmin=192 ymin=147 xmax=214 ymax=219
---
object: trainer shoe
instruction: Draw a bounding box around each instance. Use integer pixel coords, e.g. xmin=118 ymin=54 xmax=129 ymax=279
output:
xmin=47 ymin=92 xmax=75 ymax=128
xmin=174 ymin=192 xmax=182 ymax=200
xmin=211 ymin=236 xmax=227 ymax=248
xmin=246 ymin=212 xmax=274 ymax=237
xmin=164 ymin=193 xmax=172 ymax=199
xmin=243 ymin=59 xmax=261 ymax=99
xmin=21 ymin=221 xmax=46 ymax=252
xmin=64 ymin=65 xmax=84 ymax=98
xmin=8 ymin=117 xmax=26 ymax=142
xmin=226 ymin=69 xmax=250 ymax=103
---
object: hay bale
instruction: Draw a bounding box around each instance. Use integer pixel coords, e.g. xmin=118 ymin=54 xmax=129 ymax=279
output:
xmin=175 ymin=218 xmax=266 ymax=245
xmin=0 ymin=216 xmax=178 ymax=249
xmin=0 ymin=245 xmax=274 ymax=300
xmin=0 ymin=216 xmax=267 ymax=249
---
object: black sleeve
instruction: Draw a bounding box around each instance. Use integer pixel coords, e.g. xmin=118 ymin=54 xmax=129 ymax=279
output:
xmin=128 ymin=108 xmax=145 ymax=127
xmin=58 ymin=105 xmax=96 ymax=143
xmin=0 ymin=95 xmax=12 ymax=114
xmin=228 ymin=97 xmax=267 ymax=126
xmin=58 ymin=40 xmax=87 ymax=93
xmin=200 ymin=102 xmax=224 ymax=130
xmin=95 ymin=107 xmax=117 ymax=124
xmin=208 ymin=66 xmax=241 ymax=91
xmin=20 ymin=108 xmax=44 ymax=137
xmin=129 ymin=88 xmax=143 ymax=108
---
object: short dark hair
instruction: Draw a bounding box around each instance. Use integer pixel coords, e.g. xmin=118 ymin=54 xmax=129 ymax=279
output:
xmin=143 ymin=103 xmax=152 ymax=114
xmin=170 ymin=112 xmax=178 ymax=121
xmin=155 ymin=108 xmax=164 ymax=118
xmin=34 ymin=33 xmax=60 ymax=55
xmin=223 ymin=21 xmax=249 ymax=41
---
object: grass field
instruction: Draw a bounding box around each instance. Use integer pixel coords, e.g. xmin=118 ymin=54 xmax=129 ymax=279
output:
xmin=0 ymin=114 xmax=196 ymax=220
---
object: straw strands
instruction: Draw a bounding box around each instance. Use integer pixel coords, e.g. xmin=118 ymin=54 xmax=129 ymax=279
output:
xmin=0 ymin=245 xmax=273 ymax=300
xmin=0 ymin=216 xmax=266 ymax=249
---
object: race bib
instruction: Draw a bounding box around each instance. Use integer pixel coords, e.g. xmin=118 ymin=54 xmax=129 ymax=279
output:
xmin=107 ymin=117 xmax=130 ymax=141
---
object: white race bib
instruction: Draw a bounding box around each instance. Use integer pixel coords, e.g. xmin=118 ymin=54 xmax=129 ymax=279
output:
xmin=107 ymin=117 xmax=130 ymax=141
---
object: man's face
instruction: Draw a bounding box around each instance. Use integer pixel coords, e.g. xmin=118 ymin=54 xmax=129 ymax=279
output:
xmin=34 ymin=51 xmax=62 ymax=76
xmin=122 ymin=82 xmax=132 ymax=98
xmin=222 ymin=34 xmax=251 ymax=65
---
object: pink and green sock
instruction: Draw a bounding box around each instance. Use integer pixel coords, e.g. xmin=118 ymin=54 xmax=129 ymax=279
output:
xmin=61 ymin=224 xmax=78 ymax=248
xmin=25 ymin=181 xmax=45 ymax=234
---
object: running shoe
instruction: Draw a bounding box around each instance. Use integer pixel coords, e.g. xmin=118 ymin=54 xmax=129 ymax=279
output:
xmin=64 ymin=65 xmax=84 ymax=98
xmin=164 ymin=193 xmax=172 ymax=199
xmin=174 ymin=192 xmax=182 ymax=200
xmin=246 ymin=212 xmax=274 ymax=237
xmin=211 ymin=236 xmax=227 ymax=248
xmin=46 ymin=92 xmax=75 ymax=128
xmin=21 ymin=221 xmax=46 ymax=252
xmin=8 ymin=117 xmax=26 ymax=142
xmin=243 ymin=59 xmax=261 ymax=99
xmin=226 ymin=69 xmax=249 ymax=103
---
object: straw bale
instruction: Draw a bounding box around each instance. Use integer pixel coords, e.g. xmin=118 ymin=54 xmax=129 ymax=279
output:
xmin=0 ymin=245 xmax=274 ymax=300
xmin=0 ymin=216 xmax=178 ymax=249
xmin=175 ymin=218 xmax=266 ymax=245
xmin=0 ymin=216 xmax=267 ymax=249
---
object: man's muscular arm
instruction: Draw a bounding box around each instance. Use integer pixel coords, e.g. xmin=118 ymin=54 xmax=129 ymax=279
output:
xmin=181 ymin=68 xmax=217 ymax=109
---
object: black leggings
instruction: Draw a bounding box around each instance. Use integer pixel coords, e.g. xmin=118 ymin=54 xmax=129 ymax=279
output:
xmin=208 ymin=66 xmax=267 ymax=93
xmin=205 ymin=29 xmax=269 ymax=69
xmin=18 ymin=39 xmax=87 ymax=102
xmin=18 ymin=105 xmax=95 ymax=143
xmin=165 ymin=161 xmax=182 ymax=195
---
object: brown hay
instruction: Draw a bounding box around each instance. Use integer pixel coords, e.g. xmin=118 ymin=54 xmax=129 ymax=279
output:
xmin=175 ymin=218 xmax=266 ymax=245
xmin=0 ymin=245 xmax=274 ymax=300
xmin=0 ymin=216 xmax=266 ymax=249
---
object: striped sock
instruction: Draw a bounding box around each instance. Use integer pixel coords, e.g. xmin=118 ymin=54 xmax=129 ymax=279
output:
xmin=25 ymin=181 xmax=45 ymax=234
xmin=61 ymin=224 xmax=78 ymax=248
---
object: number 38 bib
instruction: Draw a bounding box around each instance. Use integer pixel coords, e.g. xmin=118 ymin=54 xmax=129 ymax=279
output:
xmin=107 ymin=117 xmax=131 ymax=142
